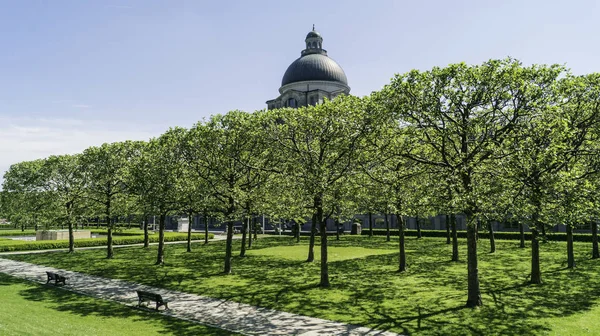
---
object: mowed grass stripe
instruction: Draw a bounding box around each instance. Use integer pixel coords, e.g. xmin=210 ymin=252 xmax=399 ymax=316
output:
xmin=0 ymin=273 xmax=236 ymax=336
xmin=5 ymin=236 xmax=600 ymax=335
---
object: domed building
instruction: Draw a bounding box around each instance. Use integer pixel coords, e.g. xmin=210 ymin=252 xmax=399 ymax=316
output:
xmin=266 ymin=27 xmax=350 ymax=109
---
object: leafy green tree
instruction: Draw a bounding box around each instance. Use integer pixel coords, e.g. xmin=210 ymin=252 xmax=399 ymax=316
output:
xmin=80 ymin=142 xmax=132 ymax=259
xmin=505 ymin=73 xmax=600 ymax=281
xmin=378 ymin=58 xmax=559 ymax=306
xmin=185 ymin=111 xmax=262 ymax=274
xmin=41 ymin=155 xmax=87 ymax=252
xmin=2 ymin=160 xmax=56 ymax=231
xmin=126 ymin=140 xmax=154 ymax=248
xmin=262 ymin=96 xmax=372 ymax=287
xmin=141 ymin=129 xmax=187 ymax=265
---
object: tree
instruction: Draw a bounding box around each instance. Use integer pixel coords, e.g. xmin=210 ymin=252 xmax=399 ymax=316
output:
xmin=505 ymin=73 xmax=600 ymax=281
xmin=262 ymin=96 xmax=372 ymax=287
xmin=185 ymin=111 xmax=262 ymax=274
xmin=378 ymin=58 xmax=560 ymax=307
xmin=40 ymin=155 xmax=87 ymax=253
xmin=80 ymin=142 xmax=131 ymax=259
xmin=143 ymin=129 xmax=187 ymax=265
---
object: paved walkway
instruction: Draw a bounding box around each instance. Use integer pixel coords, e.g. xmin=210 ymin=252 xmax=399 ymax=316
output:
xmin=0 ymin=258 xmax=400 ymax=336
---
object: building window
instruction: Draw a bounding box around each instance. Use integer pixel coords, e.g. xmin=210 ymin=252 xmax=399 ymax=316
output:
xmin=287 ymin=98 xmax=297 ymax=108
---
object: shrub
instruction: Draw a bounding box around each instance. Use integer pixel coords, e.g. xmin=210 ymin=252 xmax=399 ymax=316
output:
xmin=0 ymin=230 xmax=37 ymax=237
xmin=0 ymin=233 xmax=214 ymax=252
xmin=361 ymin=229 xmax=596 ymax=242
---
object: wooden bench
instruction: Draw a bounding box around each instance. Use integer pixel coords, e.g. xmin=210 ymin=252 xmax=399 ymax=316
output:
xmin=46 ymin=271 xmax=67 ymax=286
xmin=136 ymin=290 xmax=169 ymax=311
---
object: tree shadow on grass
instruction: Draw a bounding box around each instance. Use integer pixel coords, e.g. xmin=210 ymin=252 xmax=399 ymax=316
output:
xmin=0 ymin=273 xmax=235 ymax=336
xmin=6 ymin=237 xmax=600 ymax=335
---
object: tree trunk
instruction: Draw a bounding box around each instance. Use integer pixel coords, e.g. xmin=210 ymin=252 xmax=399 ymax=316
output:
xmin=592 ymin=221 xmax=599 ymax=259
xmin=295 ymin=221 xmax=301 ymax=243
xmin=385 ymin=213 xmax=390 ymax=242
xmin=398 ymin=214 xmax=406 ymax=272
xmin=204 ymin=212 xmax=209 ymax=245
xmin=253 ymin=217 xmax=258 ymax=241
xmin=155 ymin=214 xmax=166 ymax=265
xmin=307 ymin=213 xmax=316 ymax=262
xmin=466 ymin=221 xmax=482 ymax=307
xmin=106 ymin=215 xmax=114 ymax=259
xmin=127 ymin=215 xmax=131 ymax=229
xmin=519 ymin=222 xmax=525 ymax=248
xmin=451 ymin=214 xmax=459 ymax=262
xmin=446 ymin=214 xmax=451 ymax=244
xmin=224 ymin=221 xmax=234 ymax=274
xmin=567 ymin=224 xmax=575 ymax=269
xmin=541 ymin=224 xmax=547 ymax=238
xmin=317 ymin=197 xmax=329 ymax=288
xmin=248 ymin=216 xmax=254 ymax=249
xmin=67 ymin=203 xmax=75 ymax=253
xmin=335 ymin=218 xmax=340 ymax=241
xmin=186 ymin=212 xmax=193 ymax=253
xmin=143 ymin=215 xmax=149 ymax=248
xmin=489 ymin=221 xmax=495 ymax=253
xmin=416 ymin=215 xmax=422 ymax=239
xmin=240 ymin=216 xmax=248 ymax=257
xmin=96 ymin=216 xmax=100 ymax=229
xmin=368 ymin=212 xmax=373 ymax=237
xmin=530 ymin=228 xmax=542 ymax=284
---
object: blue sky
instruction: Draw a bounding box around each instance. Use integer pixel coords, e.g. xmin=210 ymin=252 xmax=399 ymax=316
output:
xmin=0 ymin=0 xmax=599 ymax=179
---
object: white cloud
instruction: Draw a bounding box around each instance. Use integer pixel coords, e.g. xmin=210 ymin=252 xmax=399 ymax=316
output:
xmin=0 ymin=116 xmax=160 ymax=184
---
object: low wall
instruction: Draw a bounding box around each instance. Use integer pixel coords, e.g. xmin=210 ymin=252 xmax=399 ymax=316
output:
xmin=36 ymin=230 xmax=91 ymax=241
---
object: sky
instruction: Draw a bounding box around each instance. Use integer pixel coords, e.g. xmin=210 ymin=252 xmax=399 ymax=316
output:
xmin=0 ymin=0 xmax=599 ymax=181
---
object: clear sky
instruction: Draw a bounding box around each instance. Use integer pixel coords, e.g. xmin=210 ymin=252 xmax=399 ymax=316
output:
xmin=0 ymin=0 xmax=599 ymax=181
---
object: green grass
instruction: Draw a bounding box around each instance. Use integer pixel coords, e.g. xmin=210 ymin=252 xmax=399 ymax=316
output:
xmin=4 ymin=236 xmax=600 ymax=335
xmin=246 ymin=245 xmax=396 ymax=261
xmin=0 ymin=273 xmax=236 ymax=335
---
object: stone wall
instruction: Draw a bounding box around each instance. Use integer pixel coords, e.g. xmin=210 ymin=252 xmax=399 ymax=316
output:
xmin=36 ymin=230 xmax=91 ymax=241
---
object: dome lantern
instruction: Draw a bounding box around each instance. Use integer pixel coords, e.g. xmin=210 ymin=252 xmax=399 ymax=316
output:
xmin=303 ymin=24 xmax=324 ymax=55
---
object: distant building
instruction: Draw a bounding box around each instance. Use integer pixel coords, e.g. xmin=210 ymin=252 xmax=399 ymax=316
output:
xmin=267 ymin=26 xmax=350 ymax=109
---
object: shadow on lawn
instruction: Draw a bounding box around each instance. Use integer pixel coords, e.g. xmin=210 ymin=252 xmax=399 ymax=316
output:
xmin=0 ymin=273 xmax=233 ymax=336
xmin=6 ymin=237 xmax=600 ymax=335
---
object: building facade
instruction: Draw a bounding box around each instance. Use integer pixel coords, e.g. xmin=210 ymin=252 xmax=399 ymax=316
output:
xmin=266 ymin=27 xmax=350 ymax=109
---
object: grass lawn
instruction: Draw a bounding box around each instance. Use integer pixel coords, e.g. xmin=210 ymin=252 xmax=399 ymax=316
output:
xmin=4 ymin=235 xmax=600 ymax=335
xmin=0 ymin=273 xmax=235 ymax=335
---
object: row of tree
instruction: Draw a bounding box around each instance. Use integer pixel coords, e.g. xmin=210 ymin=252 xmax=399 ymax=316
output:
xmin=2 ymin=58 xmax=600 ymax=307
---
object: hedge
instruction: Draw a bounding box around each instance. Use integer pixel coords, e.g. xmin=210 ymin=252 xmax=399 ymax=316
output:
xmin=0 ymin=230 xmax=144 ymax=237
xmin=0 ymin=233 xmax=213 ymax=252
xmin=0 ymin=230 xmax=37 ymax=237
xmin=361 ymin=228 xmax=598 ymax=242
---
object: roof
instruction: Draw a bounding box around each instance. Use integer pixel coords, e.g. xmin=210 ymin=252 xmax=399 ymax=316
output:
xmin=281 ymin=53 xmax=348 ymax=86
